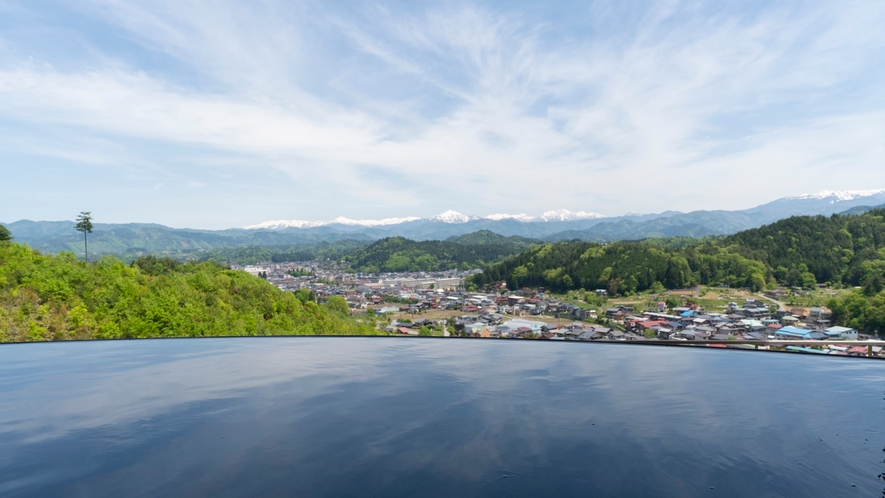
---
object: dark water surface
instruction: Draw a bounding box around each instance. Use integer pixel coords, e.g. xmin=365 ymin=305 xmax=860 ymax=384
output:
xmin=0 ymin=338 xmax=882 ymax=497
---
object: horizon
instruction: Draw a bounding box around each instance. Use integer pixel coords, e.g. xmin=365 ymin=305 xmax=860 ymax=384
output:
xmin=4 ymin=186 xmax=885 ymax=230
xmin=1 ymin=1 xmax=884 ymax=229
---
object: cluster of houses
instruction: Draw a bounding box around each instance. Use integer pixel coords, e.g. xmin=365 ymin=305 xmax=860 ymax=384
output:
xmin=453 ymin=314 xmax=621 ymax=340
xmin=381 ymin=318 xmax=449 ymax=336
xmin=608 ymin=298 xmax=862 ymax=343
xmin=236 ymin=261 xmax=878 ymax=355
xmin=441 ymin=299 xmax=879 ymax=356
xmin=239 ymin=260 xmax=603 ymax=320
xmin=365 ymin=289 xmax=600 ymax=318
xmin=239 ymin=261 xmax=476 ymax=304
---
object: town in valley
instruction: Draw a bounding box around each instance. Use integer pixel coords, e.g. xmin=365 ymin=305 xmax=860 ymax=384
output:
xmin=240 ymin=259 xmax=879 ymax=357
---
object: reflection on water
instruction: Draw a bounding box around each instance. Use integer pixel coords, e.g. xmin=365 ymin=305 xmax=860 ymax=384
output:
xmin=881 ymin=390 xmax=885 ymax=498
xmin=0 ymin=338 xmax=882 ymax=497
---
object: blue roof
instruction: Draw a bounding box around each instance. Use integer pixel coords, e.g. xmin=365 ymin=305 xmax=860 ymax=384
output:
xmin=777 ymin=326 xmax=813 ymax=337
xmin=779 ymin=326 xmax=807 ymax=332
xmin=680 ymin=311 xmax=694 ymax=317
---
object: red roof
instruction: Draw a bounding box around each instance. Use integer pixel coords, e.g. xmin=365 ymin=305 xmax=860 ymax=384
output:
xmin=847 ymin=346 xmax=868 ymax=354
xmin=638 ymin=320 xmax=665 ymax=328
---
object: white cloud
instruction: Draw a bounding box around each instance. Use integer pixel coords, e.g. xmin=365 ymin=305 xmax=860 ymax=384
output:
xmin=0 ymin=0 xmax=883 ymax=224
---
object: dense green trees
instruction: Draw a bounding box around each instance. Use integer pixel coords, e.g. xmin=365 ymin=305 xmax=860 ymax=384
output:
xmin=474 ymin=210 xmax=885 ymax=295
xmin=828 ymin=290 xmax=885 ymax=335
xmin=344 ymin=236 xmax=531 ymax=273
xmin=0 ymin=224 xmax=11 ymax=242
xmin=473 ymin=242 xmax=698 ymax=293
xmin=325 ymin=296 xmax=351 ymax=316
xmin=471 ymin=210 xmax=885 ymax=333
xmin=722 ymin=209 xmax=885 ymax=286
xmin=198 ymin=240 xmax=370 ymax=265
xmin=447 ymin=230 xmax=539 ymax=248
xmin=0 ymin=242 xmax=377 ymax=343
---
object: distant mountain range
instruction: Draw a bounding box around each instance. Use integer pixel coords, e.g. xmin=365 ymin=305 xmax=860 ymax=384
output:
xmin=246 ymin=208 xmax=605 ymax=229
xmin=5 ymin=189 xmax=885 ymax=257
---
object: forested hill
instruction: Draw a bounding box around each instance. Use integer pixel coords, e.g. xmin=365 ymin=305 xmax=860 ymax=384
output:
xmin=5 ymin=220 xmax=374 ymax=259
xmin=196 ymin=240 xmax=370 ymax=266
xmin=721 ymin=210 xmax=885 ymax=288
xmin=0 ymin=241 xmax=376 ymax=343
xmin=446 ymin=230 xmax=540 ymax=247
xmin=471 ymin=210 xmax=885 ymax=332
xmin=472 ymin=242 xmax=700 ymax=294
xmin=474 ymin=209 xmax=885 ymax=292
xmin=344 ymin=236 xmax=535 ymax=273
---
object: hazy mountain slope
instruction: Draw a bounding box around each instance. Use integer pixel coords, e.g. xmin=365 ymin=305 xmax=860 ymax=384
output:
xmin=743 ymin=190 xmax=885 ymax=224
xmin=5 ymin=220 xmax=374 ymax=257
xmin=838 ymin=203 xmax=885 ymax=216
xmin=544 ymin=211 xmax=751 ymax=242
xmin=7 ymin=189 xmax=885 ymax=255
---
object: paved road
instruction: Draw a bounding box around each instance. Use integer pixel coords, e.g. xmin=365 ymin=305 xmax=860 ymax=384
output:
xmin=758 ymin=293 xmax=788 ymax=311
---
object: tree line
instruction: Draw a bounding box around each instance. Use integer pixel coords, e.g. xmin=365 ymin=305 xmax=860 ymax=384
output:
xmin=196 ymin=240 xmax=371 ymax=266
xmin=343 ymin=236 xmax=536 ymax=273
xmin=473 ymin=210 xmax=885 ymax=292
xmin=470 ymin=210 xmax=885 ymax=333
xmin=0 ymin=240 xmax=378 ymax=343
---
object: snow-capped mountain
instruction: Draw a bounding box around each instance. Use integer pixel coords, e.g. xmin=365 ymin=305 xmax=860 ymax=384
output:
xmin=245 ymin=216 xmax=420 ymax=230
xmin=746 ymin=188 xmax=885 ymax=220
xmin=237 ymin=189 xmax=885 ymax=241
xmin=786 ymin=189 xmax=885 ymax=203
xmin=244 ymin=220 xmax=314 ymax=230
xmin=428 ymin=210 xmax=478 ymax=224
xmin=246 ymin=209 xmax=607 ymax=229
xmin=247 ymin=209 xmax=608 ymax=230
xmin=537 ymin=210 xmax=605 ymax=222
xmin=484 ymin=213 xmax=535 ymax=222
xmin=484 ymin=210 xmax=604 ymax=222
xmin=12 ymin=189 xmax=885 ymax=253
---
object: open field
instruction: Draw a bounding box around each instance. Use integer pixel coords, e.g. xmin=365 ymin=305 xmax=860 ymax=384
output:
xmin=382 ymin=308 xmax=586 ymax=327
xmin=364 ymin=284 xmax=854 ymax=333
xmin=559 ymin=286 xmax=784 ymax=314
xmin=778 ymin=288 xmax=853 ymax=308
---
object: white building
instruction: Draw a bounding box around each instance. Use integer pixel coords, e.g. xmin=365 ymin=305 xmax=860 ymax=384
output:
xmin=824 ymin=326 xmax=858 ymax=340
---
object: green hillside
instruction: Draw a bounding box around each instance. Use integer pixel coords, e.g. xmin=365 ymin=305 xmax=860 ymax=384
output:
xmin=476 ymin=209 xmax=885 ymax=291
xmin=447 ymin=230 xmax=540 ymax=247
xmin=471 ymin=210 xmax=885 ymax=333
xmin=6 ymin=220 xmax=373 ymax=259
xmin=0 ymin=240 xmax=376 ymax=343
xmin=472 ymin=241 xmax=701 ymax=293
xmin=721 ymin=211 xmax=885 ymax=287
xmin=196 ymin=240 xmax=370 ymax=265
xmin=344 ymin=236 xmax=531 ymax=273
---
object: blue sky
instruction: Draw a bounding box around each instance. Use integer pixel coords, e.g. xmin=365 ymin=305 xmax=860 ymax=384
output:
xmin=1 ymin=0 xmax=883 ymax=228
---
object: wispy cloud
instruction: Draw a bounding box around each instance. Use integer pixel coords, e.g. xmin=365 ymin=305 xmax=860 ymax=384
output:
xmin=0 ymin=0 xmax=883 ymax=226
